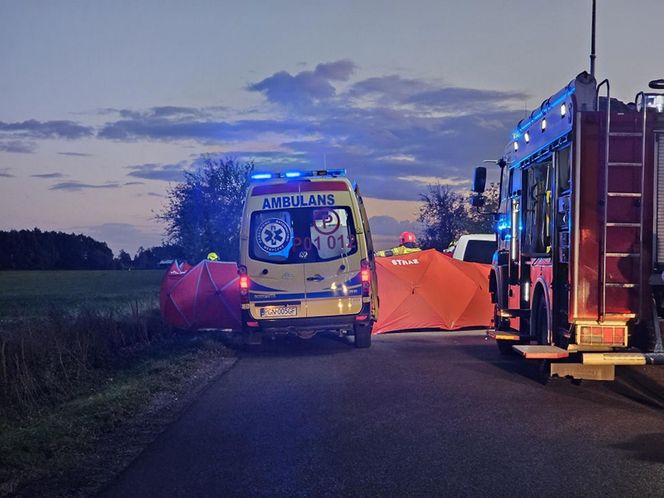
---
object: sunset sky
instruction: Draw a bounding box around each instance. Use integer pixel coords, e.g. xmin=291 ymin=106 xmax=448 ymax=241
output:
xmin=1 ymin=0 xmax=662 ymax=253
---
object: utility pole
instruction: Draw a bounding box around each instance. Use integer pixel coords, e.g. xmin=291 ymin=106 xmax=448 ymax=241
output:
xmin=590 ymin=0 xmax=597 ymax=77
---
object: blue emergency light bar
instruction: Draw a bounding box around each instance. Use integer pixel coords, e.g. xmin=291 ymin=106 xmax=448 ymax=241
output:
xmin=250 ymin=169 xmax=347 ymax=181
xmin=250 ymin=173 xmax=273 ymax=180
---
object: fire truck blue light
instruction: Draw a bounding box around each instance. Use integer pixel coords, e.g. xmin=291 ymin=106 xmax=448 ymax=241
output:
xmin=251 ymin=173 xmax=273 ymax=180
xmin=284 ymin=171 xmax=302 ymax=178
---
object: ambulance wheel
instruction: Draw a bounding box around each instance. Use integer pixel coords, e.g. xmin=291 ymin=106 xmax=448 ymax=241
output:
xmin=354 ymin=323 xmax=372 ymax=348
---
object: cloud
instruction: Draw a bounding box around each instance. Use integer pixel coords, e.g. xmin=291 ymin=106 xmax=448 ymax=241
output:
xmin=126 ymin=162 xmax=187 ymax=182
xmin=97 ymin=117 xmax=301 ymax=142
xmin=0 ymin=168 xmax=14 ymax=178
xmin=31 ymin=172 xmax=66 ymax=179
xmin=18 ymin=60 xmax=524 ymax=202
xmin=349 ymin=75 xmax=433 ymax=104
xmin=247 ymin=59 xmax=356 ymax=106
xmin=100 ymin=106 xmax=225 ymax=120
xmin=0 ymin=140 xmax=37 ymax=153
xmin=0 ymin=119 xmax=93 ymax=139
xmin=407 ymin=87 xmax=527 ymax=112
xmin=50 ymin=181 xmax=120 ymax=191
xmin=58 ymin=151 xmax=92 ymax=157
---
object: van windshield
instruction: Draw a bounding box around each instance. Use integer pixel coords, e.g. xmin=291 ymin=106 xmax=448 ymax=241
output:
xmin=249 ymin=207 xmax=358 ymax=264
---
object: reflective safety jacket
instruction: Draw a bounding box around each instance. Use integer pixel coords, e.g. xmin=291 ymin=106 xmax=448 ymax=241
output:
xmin=376 ymin=245 xmax=422 ymax=257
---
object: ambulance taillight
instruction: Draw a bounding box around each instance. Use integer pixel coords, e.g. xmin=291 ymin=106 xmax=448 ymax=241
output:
xmin=361 ymin=259 xmax=371 ymax=297
xmin=238 ymin=265 xmax=250 ymax=304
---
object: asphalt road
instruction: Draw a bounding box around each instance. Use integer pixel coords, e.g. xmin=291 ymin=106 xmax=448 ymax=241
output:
xmin=102 ymin=332 xmax=664 ymax=498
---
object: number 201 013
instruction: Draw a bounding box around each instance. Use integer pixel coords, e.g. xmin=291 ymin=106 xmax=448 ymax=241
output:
xmin=294 ymin=234 xmax=356 ymax=251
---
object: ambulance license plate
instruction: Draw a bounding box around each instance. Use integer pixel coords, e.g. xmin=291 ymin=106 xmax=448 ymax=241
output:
xmin=260 ymin=305 xmax=297 ymax=318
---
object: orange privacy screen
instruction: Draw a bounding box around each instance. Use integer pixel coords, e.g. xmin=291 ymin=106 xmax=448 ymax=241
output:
xmin=373 ymin=249 xmax=492 ymax=334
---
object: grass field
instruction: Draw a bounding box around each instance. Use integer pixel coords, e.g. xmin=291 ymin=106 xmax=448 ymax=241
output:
xmin=0 ymin=268 xmax=236 ymax=495
xmin=0 ymin=270 xmax=164 ymax=319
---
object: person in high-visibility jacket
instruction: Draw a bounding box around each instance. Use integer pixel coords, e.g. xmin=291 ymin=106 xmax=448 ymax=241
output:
xmin=376 ymin=231 xmax=422 ymax=257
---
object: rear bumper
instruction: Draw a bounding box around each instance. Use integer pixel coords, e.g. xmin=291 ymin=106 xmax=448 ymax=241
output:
xmin=583 ymin=352 xmax=664 ymax=365
xmin=242 ymin=303 xmax=372 ymax=334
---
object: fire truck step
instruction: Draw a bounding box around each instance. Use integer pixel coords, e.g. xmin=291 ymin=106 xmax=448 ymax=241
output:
xmin=512 ymin=345 xmax=569 ymax=360
xmin=607 ymin=192 xmax=641 ymax=197
xmin=583 ymin=352 xmax=647 ymax=366
xmin=608 ymin=132 xmax=643 ymax=137
xmin=487 ymin=329 xmax=524 ymax=341
xmin=606 ymin=252 xmax=640 ymax=257
xmin=605 ymin=283 xmax=638 ymax=288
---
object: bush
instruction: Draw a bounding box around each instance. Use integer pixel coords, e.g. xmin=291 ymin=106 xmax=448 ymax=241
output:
xmin=0 ymin=303 xmax=174 ymax=418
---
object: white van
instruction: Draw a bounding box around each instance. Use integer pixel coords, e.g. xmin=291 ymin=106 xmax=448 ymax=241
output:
xmin=451 ymin=234 xmax=496 ymax=264
xmin=238 ymin=169 xmax=378 ymax=347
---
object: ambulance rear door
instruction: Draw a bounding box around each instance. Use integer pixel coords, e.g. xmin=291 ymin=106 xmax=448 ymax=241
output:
xmin=301 ymin=188 xmax=364 ymax=319
xmin=247 ymin=208 xmax=307 ymax=321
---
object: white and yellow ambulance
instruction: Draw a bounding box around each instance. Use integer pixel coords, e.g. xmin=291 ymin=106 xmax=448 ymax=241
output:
xmin=238 ymin=169 xmax=378 ymax=347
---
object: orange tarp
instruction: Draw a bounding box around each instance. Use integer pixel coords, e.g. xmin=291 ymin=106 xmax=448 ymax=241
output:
xmin=373 ymin=249 xmax=492 ymax=334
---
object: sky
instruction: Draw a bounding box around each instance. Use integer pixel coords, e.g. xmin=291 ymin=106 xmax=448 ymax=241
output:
xmin=1 ymin=0 xmax=662 ymax=254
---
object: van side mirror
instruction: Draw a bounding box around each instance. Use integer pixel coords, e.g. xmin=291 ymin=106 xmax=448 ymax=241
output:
xmin=472 ymin=167 xmax=487 ymax=193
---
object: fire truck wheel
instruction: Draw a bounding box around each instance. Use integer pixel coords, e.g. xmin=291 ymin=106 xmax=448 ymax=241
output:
xmin=354 ymin=322 xmax=372 ymax=348
xmin=533 ymin=298 xmax=550 ymax=345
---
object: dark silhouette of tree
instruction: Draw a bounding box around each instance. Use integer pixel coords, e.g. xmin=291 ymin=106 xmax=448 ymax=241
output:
xmin=0 ymin=229 xmax=114 ymax=270
xmin=159 ymin=158 xmax=253 ymax=262
xmin=418 ymin=185 xmax=468 ymax=251
xmin=114 ymin=249 xmax=133 ymax=269
xmin=417 ymin=183 xmax=499 ymax=251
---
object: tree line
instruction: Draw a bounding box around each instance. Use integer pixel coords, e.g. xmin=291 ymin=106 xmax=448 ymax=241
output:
xmin=0 ymin=229 xmax=115 ymax=270
xmin=0 ymin=229 xmax=184 ymax=270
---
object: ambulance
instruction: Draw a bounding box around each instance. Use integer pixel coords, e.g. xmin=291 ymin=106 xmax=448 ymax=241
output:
xmin=238 ymin=169 xmax=378 ymax=347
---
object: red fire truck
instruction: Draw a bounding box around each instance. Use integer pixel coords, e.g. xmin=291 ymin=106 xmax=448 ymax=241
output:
xmin=472 ymin=71 xmax=664 ymax=380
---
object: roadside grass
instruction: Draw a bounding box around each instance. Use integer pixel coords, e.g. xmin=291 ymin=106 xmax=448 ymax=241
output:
xmin=0 ymin=269 xmax=236 ymax=495
xmin=0 ymin=333 xmax=233 ymax=496
xmin=0 ymin=270 xmax=163 ymax=319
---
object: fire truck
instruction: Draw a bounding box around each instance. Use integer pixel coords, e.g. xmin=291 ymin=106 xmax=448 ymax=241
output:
xmin=472 ymin=71 xmax=664 ymax=380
